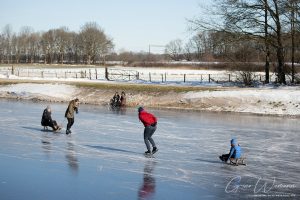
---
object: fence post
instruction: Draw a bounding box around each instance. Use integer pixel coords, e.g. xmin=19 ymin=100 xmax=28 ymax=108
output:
xmin=161 ymin=74 xmax=164 ymax=82
xmin=149 ymin=72 xmax=151 ymax=82
xmin=89 ymin=69 xmax=91 ymax=80
xmin=164 ymin=72 xmax=167 ymax=82
xmin=229 ymin=74 xmax=231 ymax=82
xmin=201 ymin=74 xmax=203 ymax=82
xmin=105 ymin=67 xmax=109 ymax=80
xmin=85 ymin=70 xmax=87 ymax=78
xmin=95 ymin=69 xmax=98 ymax=80
xmin=209 ymin=74 xmax=211 ymax=83
xmin=184 ymin=74 xmax=186 ymax=82
xmin=76 ymin=73 xmax=78 ymax=79
xmin=136 ymin=72 xmax=140 ymax=80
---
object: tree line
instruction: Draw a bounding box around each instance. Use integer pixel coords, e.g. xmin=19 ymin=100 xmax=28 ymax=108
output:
xmin=1 ymin=0 xmax=300 ymax=85
xmin=0 ymin=22 xmax=113 ymax=65
xmin=185 ymin=0 xmax=300 ymax=84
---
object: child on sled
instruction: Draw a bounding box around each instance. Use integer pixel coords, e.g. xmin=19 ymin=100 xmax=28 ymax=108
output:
xmin=219 ymin=138 xmax=242 ymax=163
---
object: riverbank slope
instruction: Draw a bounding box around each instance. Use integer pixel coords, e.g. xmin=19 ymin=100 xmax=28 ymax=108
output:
xmin=0 ymin=79 xmax=299 ymax=116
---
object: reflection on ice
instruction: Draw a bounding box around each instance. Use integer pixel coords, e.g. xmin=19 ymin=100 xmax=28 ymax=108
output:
xmin=138 ymin=160 xmax=156 ymax=200
xmin=65 ymin=142 xmax=79 ymax=173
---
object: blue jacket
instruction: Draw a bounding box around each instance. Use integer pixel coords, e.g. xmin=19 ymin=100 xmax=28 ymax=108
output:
xmin=228 ymin=145 xmax=242 ymax=159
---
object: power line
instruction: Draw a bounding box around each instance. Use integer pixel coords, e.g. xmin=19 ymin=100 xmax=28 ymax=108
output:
xmin=148 ymin=44 xmax=165 ymax=54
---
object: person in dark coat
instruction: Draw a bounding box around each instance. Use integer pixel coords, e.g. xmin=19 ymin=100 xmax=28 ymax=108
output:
xmin=120 ymin=91 xmax=126 ymax=107
xmin=138 ymin=107 xmax=158 ymax=154
xmin=112 ymin=92 xmax=120 ymax=107
xmin=65 ymin=98 xmax=79 ymax=135
xmin=41 ymin=106 xmax=60 ymax=131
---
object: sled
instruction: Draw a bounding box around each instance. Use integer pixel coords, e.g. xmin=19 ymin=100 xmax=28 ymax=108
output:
xmin=219 ymin=156 xmax=246 ymax=166
xmin=229 ymin=157 xmax=246 ymax=166
xmin=42 ymin=126 xmax=62 ymax=133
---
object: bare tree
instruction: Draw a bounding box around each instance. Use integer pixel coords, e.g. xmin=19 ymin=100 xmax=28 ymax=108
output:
xmin=183 ymin=39 xmax=194 ymax=61
xmin=0 ymin=33 xmax=4 ymax=63
xmin=28 ymin=32 xmax=41 ymax=63
xmin=55 ymin=27 xmax=71 ymax=64
xmin=285 ymin=0 xmax=299 ymax=83
xmin=165 ymin=39 xmax=183 ymax=61
xmin=190 ymin=0 xmax=290 ymax=84
xmin=2 ymin=24 xmax=13 ymax=63
xmin=78 ymin=22 xmax=113 ymax=64
xmin=41 ymin=30 xmax=57 ymax=64
xmin=264 ymin=0 xmax=270 ymax=83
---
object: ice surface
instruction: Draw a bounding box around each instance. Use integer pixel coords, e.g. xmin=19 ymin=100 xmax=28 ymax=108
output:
xmin=0 ymin=99 xmax=299 ymax=200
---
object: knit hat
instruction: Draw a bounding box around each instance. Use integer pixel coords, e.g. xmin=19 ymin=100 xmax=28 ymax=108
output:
xmin=46 ymin=105 xmax=51 ymax=112
xmin=138 ymin=106 xmax=144 ymax=112
xmin=231 ymin=138 xmax=237 ymax=145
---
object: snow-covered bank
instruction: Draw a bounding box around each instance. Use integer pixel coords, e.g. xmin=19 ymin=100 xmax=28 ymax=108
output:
xmin=0 ymin=83 xmax=300 ymax=116
xmin=182 ymin=87 xmax=300 ymax=116
xmin=0 ymin=83 xmax=79 ymax=102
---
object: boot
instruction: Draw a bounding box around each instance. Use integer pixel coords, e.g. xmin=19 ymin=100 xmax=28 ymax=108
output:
xmin=152 ymin=147 xmax=158 ymax=154
xmin=66 ymin=129 xmax=71 ymax=135
xmin=144 ymin=150 xmax=151 ymax=154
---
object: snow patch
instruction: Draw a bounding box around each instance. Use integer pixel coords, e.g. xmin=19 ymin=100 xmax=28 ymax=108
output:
xmin=183 ymin=87 xmax=300 ymax=115
xmin=0 ymin=83 xmax=77 ymax=100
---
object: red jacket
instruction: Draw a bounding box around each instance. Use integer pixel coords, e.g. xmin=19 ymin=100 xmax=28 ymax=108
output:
xmin=139 ymin=110 xmax=157 ymax=127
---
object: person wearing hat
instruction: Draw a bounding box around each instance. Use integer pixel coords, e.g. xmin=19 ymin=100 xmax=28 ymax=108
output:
xmin=138 ymin=107 xmax=158 ymax=154
xmin=41 ymin=105 xmax=60 ymax=131
xmin=65 ymin=98 xmax=79 ymax=135
xmin=219 ymin=138 xmax=242 ymax=162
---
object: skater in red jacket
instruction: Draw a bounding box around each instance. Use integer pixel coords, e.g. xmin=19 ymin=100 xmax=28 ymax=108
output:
xmin=138 ymin=107 xmax=158 ymax=154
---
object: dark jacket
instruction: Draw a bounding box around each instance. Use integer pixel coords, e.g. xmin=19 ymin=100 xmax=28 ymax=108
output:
xmin=41 ymin=109 xmax=53 ymax=126
xmin=139 ymin=110 xmax=157 ymax=127
xmin=120 ymin=95 xmax=126 ymax=106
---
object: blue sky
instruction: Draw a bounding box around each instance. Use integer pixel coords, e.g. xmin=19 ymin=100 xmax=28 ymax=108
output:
xmin=0 ymin=0 xmax=211 ymax=53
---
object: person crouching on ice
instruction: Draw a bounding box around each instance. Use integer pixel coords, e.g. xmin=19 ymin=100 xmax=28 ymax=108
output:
xmin=138 ymin=107 xmax=158 ymax=155
xmin=65 ymin=98 xmax=79 ymax=135
xmin=41 ymin=106 xmax=60 ymax=131
xmin=219 ymin=139 xmax=242 ymax=162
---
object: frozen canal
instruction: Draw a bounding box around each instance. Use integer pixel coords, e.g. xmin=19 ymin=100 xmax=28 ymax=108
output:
xmin=0 ymin=99 xmax=299 ymax=200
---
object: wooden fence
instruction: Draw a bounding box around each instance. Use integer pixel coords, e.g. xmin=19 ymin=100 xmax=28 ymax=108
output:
xmin=0 ymin=66 xmax=297 ymax=84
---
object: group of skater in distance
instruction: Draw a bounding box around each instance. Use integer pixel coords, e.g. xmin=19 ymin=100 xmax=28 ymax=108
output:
xmin=110 ymin=91 xmax=126 ymax=108
xmin=41 ymin=93 xmax=244 ymax=161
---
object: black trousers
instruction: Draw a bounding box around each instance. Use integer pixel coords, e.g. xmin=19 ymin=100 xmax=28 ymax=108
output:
xmin=43 ymin=120 xmax=58 ymax=130
xmin=220 ymin=154 xmax=230 ymax=162
xmin=67 ymin=118 xmax=74 ymax=130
